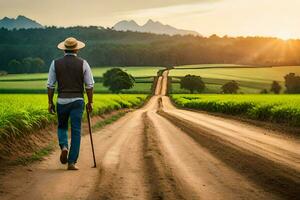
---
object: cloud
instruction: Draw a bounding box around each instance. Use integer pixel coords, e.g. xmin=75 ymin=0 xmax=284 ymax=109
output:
xmin=117 ymin=1 xmax=219 ymax=20
xmin=107 ymin=0 xmax=222 ymax=12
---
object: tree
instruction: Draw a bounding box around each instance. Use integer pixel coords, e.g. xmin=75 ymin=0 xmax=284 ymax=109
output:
xmin=270 ymin=81 xmax=281 ymax=94
xmin=8 ymin=59 xmax=22 ymax=73
xmin=103 ymin=68 xmax=135 ymax=93
xmin=0 ymin=71 xmax=7 ymax=76
xmin=180 ymin=74 xmax=205 ymax=94
xmin=2 ymin=27 xmax=300 ymax=73
xmin=31 ymin=57 xmax=45 ymax=73
xmin=260 ymin=89 xmax=269 ymax=94
xmin=22 ymin=57 xmax=34 ymax=73
xmin=7 ymin=57 xmax=45 ymax=74
xmin=221 ymin=80 xmax=239 ymax=94
xmin=284 ymin=73 xmax=300 ymax=93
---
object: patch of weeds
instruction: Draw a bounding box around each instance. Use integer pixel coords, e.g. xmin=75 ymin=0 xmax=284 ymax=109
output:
xmin=92 ymin=112 xmax=126 ymax=130
xmin=13 ymin=142 xmax=55 ymax=165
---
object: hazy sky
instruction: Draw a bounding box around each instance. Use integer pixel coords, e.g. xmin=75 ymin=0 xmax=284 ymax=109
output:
xmin=1 ymin=0 xmax=299 ymax=39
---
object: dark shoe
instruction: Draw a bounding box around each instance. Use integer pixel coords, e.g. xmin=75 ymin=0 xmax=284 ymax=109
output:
xmin=67 ymin=163 xmax=79 ymax=170
xmin=60 ymin=147 xmax=68 ymax=164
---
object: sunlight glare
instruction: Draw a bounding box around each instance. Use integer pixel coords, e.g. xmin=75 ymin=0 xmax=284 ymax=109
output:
xmin=276 ymin=31 xmax=292 ymax=41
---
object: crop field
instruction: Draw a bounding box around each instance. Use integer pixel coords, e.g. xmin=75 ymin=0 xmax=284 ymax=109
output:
xmin=171 ymin=82 xmax=261 ymax=94
xmin=0 ymin=66 xmax=162 ymax=94
xmin=92 ymin=66 xmax=163 ymax=77
xmin=174 ymin=64 xmax=246 ymax=69
xmin=0 ymin=81 xmax=152 ymax=94
xmin=0 ymin=66 xmax=163 ymax=81
xmin=169 ymin=65 xmax=300 ymax=94
xmin=171 ymin=94 xmax=300 ymax=127
xmin=0 ymin=94 xmax=147 ymax=140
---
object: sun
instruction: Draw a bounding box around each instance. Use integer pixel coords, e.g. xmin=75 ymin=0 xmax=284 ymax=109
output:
xmin=276 ymin=32 xmax=292 ymax=41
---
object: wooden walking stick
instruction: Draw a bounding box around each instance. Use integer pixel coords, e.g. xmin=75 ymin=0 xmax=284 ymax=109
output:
xmin=86 ymin=104 xmax=97 ymax=168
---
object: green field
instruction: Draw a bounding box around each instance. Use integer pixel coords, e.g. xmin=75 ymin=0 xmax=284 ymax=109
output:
xmin=174 ymin=64 xmax=246 ymax=69
xmin=0 ymin=81 xmax=152 ymax=94
xmin=171 ymin=83 xmax=261 ymax=94
xmin=0 ymin=94 xmax=147 ymax=140
xmin=0 ymin=66 xmax=162 ymax=94
xmin=171 ymin=94 xmax=300 ymax=127
xmin=169 ymin=65 xmax=300 ymax=94
xmin=1 ymin=65 xmax=300 ymax=94
xmin=92 ymin=66 xmax=163 ymax=77
xmin=0 ymin=66 xmax=163 ymax=81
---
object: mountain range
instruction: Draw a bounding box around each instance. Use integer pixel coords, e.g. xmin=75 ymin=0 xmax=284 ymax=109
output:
xmin=113 ymin=19 xmax=199 ymax=36
xmin=0 ymin=15 xmax=43 ymax=30
xmin=0 ymin=16 xmax=199 ymax=36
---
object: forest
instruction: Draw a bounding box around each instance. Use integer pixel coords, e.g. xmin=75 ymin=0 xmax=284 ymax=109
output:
xmin=0 ymin=26 xmax=300 ymax=73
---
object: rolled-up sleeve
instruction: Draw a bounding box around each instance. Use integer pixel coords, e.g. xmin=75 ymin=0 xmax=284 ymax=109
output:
xmin=47 ymin=61 xmax=56 ymax=89
xmin=83 ymin=60 xmax=95 ymax=89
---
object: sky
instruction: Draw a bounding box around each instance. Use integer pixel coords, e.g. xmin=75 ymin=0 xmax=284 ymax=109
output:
xmin=0 ymin=0 xmax=300 ymax=39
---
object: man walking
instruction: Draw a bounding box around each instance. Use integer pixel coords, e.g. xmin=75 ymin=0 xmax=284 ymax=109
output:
xmin=47 ymin=37 xmax=94 ymax=170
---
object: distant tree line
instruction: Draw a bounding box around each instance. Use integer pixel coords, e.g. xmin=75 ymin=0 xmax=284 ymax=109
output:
xmin=262 ymin=73 xmax=300 ymax=94
xmin=7 ymin=57 xmax=45 ymax=73
xmin=1 ymin=26 xmax=300 ymax=74
xmin=181 ymin=73 xmax=300 ymax=94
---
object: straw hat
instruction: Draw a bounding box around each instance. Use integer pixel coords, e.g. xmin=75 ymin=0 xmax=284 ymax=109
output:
xmin=57 ymin=37 xmax=85 ymax=50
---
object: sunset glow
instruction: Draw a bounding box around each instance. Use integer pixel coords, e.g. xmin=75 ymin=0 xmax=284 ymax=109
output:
xmin=0 ymin=0 xmax=299 ymax=39
xmin=276 ymin=32 xmax=293 ymax=41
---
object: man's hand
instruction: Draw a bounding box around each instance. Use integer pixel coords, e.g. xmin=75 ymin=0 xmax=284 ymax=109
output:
xmin=86 ymin=102 xmax=93 ymax=113
xmin=48 ymin=103 xmax=56 ymax=114
xmin=86 ymin=88 xmax=94 ymax=113
xmin=47 ymin=88 xmax=55 ymax=114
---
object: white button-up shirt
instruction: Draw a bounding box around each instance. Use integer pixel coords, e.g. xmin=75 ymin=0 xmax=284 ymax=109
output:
xmin=47 ymin=53 xmax=95 ymax=104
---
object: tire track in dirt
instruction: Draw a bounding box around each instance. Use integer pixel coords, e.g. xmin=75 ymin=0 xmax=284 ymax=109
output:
xmin=156 ymin=70 xmax=300 ymax=200
xmin=159 ymin=108 xmax=300 ymax=199
xmin=88 ymin=75 xmax=177 ymax=200
xmin=142 ymin=111 xmax=186 ymax=200
xmin=147 ymin=104 xmax=279 ymax=199
xmin=87 ymin=111 xmax=150 ymax=199
xmin=0 ymin=109 xmax=146 ymax=200
xmin=162 ymin=96 xmax=300 ymax=168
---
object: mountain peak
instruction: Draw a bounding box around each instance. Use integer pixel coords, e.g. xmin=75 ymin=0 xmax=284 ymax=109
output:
xmin=144 ymin=19 xmax=162 ymax=26
xmin=16 ymin=15 xmax=30 ymax=20
xmin=113 ymin=20 xmax=140 ymax=32
xmin=114 ymin=19 xmax=199 ymax=36
xmin=0 ymin=15 xmax=43 ymax=30
xmin=128 ymin=20 xmax=139 ymax=26
xmin=17 ymin=15 xmax=26 ymax=19
xmin=146 ymin=19 xmax=154 ymax=24
xmin=1 ymin=17 xmax=11 ymax=22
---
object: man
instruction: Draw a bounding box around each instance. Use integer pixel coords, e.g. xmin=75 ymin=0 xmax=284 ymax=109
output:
xmin=47 ymin=37 xmax=94 ymax=170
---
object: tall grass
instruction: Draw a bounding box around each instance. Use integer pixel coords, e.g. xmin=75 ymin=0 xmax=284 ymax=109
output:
xmin=0 ymin=94 xmax=147 ymax=140
xmin=171 ymin=94 xmax=300 ymax=127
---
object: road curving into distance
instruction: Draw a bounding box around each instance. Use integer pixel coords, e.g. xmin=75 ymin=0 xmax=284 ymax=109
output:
xmin=0 ymin=70 xmax=299 ymax=200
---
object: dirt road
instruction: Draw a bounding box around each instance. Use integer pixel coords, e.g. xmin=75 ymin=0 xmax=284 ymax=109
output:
xmin=0 ymin=71 xmax=299 ymax=200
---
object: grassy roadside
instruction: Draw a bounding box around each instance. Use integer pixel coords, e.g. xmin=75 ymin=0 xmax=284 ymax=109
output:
xmin=171 ymin=94 xmax=300 ymax=127
xmin=169 ymin=94 xmax=300 ymax=136
xmin=92 ymin=111 xmax=127 ymax=130
xmin=5 ymin=110 xmax=129 ymax=166
xmin=12 ymin=142 xmax=56 ymax=165
xmin=0 ymin=94 xmax=147 ymax=140
xmin=0 ymin=94 xmax=148 ymax=167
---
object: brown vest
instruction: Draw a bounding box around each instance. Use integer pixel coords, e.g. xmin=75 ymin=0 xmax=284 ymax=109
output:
xmin=55 ymin=55 xmax=84 ymax=98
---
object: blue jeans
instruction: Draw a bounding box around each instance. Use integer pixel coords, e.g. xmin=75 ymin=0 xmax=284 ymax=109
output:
xmin=57 ymin=100 xmax=84 ymax=164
